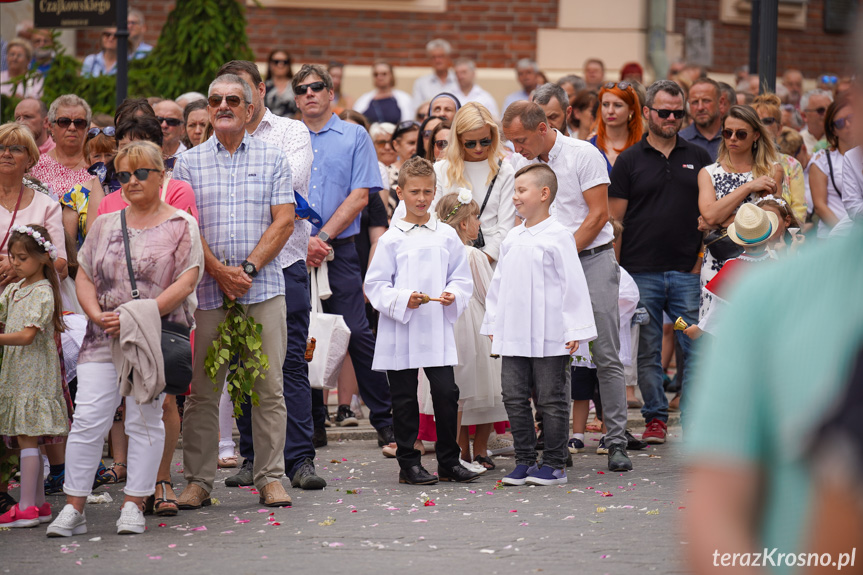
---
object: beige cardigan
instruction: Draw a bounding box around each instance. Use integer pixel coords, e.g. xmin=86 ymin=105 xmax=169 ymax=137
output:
xmin=111 ymin=299 xmax=165 ymax=404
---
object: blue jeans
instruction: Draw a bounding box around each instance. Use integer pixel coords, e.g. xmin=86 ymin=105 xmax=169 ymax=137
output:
xmin=237 ymin=261 xmax=315 ymax=478
xmin=630 ymin=271 xmax=700 ymax=424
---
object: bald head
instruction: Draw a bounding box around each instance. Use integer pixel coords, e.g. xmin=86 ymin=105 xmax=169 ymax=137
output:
xmin=153 ymin=100 xmax=186 ymax=156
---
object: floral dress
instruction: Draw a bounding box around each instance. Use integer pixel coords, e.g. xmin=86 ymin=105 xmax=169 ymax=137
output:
xmin=0 ymin=279 xmax=69 ymax=442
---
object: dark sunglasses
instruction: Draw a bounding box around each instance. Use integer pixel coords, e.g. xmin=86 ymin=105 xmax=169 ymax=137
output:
xmin=649 ymin=108 xmax=686 ymax=120
xmin=463 ymin=137 xmax=492 ymax=150
xmin=604 ymin=81 xmax=631 ymax=90
xmin=116 ymin=168 xmax=161 ymax=184
xmin=806 ymin=107 xmax=827 ymax=116
xmin=270 ymin=59 xmax=290 ymax=66
xmin=208 ymin=94 xmax=245 ymax=108
xmin=721 ymin=129 xmax=750 ymax=140
xmin=55 ymin=117 xmax=88 ymax=130
xmin=101 ymin=31 xmax=116 ymax=38
xmin=434 ymin=139 xmax=449 ymax=150
xmin=760 ymin=117 xmax=777 ymax=126
xmin=157 ymin=116 xmax=184 ymax=127
xmin=293 ymin=81 xmax=327 ymax=96
xmin=834 ymin=115 xmax=854 ymax=130
xmin=87 ymin=126 xmax=116 ymax=139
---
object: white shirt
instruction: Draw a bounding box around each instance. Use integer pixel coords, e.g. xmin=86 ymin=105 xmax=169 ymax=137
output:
xmin=503 ymin=89 xmax=530 ymax=114
xmin=365 ymin=216 xmax=473 ymax=371
xmin=810 ymin=148 xmax=849 ymax=238
xmin=250 ymin=108 xmax=315 ymax=268
xmin=800 ymin=127 xmax=826 ymax=155
xmin=841 ymin=145 xmax=863 ymax=219
xmin=481 ymin=216 xmax=597 ymax=357
xmin=412 ymin=70 xmax=460 ymax=113
xmin=511 ymin=131 xmax=613 ymax=250
xmin=353 ymin=89 xmax=414 ymax=123
xmin=456 ymin=84 xmax=500 ymax=120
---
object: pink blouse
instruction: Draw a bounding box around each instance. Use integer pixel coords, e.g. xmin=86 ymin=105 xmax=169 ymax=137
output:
xmin=0 ymin=190 xmax=67 ymax=261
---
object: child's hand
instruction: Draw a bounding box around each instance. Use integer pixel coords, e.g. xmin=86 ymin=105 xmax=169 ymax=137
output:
xmin=407 ymin=292 xmax=424 ymax=309
xmin=439 ymin=292 xmax=455 ymax=306
xmin=101 ymin=311 xmax=121 ymax=337
xmin=565 ymin=340 xmax=579 ymax=355
xmin=683 ymin=325 xmax=703 ymax=340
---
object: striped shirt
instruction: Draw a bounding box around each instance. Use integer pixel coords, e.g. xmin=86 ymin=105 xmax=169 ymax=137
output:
xmin=174 ymin=132 xmax=294 ymax=310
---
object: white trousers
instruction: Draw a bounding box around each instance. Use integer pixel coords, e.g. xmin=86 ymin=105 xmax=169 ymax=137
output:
xmin=64 ymin=362 xmax=165 ymax=498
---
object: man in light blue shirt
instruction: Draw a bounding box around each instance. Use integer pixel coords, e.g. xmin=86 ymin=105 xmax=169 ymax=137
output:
xmin=295 ymin=64 xmax=395 ymax=447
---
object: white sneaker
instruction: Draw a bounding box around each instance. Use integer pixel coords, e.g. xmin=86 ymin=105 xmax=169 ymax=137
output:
xmin=46 ymin=504 xmax=87 ymax=537
xmin=459 ymin=459 xmax=487 ymax=474
xmin=116 ymin=501 xmax=145 ymax=535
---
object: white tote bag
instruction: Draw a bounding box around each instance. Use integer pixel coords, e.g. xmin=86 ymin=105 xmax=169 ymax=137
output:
xmin=307 ymin=263 xmax=351 ymax=390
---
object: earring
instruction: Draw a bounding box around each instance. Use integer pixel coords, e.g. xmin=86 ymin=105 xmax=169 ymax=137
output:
xmin=629 ymin=113 xmax=633 ymax=121
xmin=753 ymin=140 xmax=758 ymax=151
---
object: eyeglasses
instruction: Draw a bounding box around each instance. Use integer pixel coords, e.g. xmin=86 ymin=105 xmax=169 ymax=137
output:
xmin=759 ymin=117 xmax=777 ymax=126
xmin=87 ymin=127 xmax=116 ymax=139
xmin=116 ymin=168 xmax=161 ymax=184
xmin=805 ymin=107 xmax=827 ymax=116
xmin=721 ymin=129 xmax=750 ymax=140
xmin=604 ymin=81 xmax=631 ymax=91
xmin=0 ymin=144 xmax=27 ymax=156
xmin=55 ymin=117 xmax=88 ymax=130
xmin=293 ymin=81 xmax=327 ymax=96
xmin=373 ymin=139 xmax=392 ymax=147
xmin=157 ymin=116 xmax=184 ymax=127
xmin=648 ymin=108 xmax=686 ymax=120
xmin=434 ymin=139 xmax=449 ymax=150
xmin=208 ymin=94 xmax=245 ymax=108
xmin=463 ymin=137 xmax=492 ymax=149
xmin=833 ymin=115 xmax=854 ymax=130
xmin=270 ymin=59 xmax=290 ymax=66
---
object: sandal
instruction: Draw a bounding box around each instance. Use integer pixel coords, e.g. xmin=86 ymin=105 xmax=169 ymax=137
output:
xmin=218 ymin=455 xmax=238 ymax=468
xmin=585 ymin=419 xmax=603 ymax=433
xmin=102 ymin=462 xmax=127 ymax=484
xmin=153 ymin=480 xmax=178 ymax=517
xmin=473 ymin=454 xmax=495 ymax=471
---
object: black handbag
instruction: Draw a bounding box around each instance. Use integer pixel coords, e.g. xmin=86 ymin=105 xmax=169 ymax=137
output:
xmin=704 ymin=228 xmax=743 ymax=263
xmin=120 ymin=209 xmax=193 ymax=395
xmin=473 ymin=160 xmax=503 ymax=249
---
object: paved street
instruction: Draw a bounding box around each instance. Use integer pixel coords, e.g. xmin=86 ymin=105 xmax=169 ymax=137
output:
xmin=2 ymin=423 xmax=690 ymax=575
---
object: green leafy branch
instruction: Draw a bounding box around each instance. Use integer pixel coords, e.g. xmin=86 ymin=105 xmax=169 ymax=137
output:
xmin=204 ymin=296 xmax=269 ymax=418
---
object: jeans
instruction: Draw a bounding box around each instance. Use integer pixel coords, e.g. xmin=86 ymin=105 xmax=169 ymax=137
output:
xmin=237 ymin=261 xmax=315 ymax=479
xmin=630 ymin=271 xmax=700 ymax=424
xmin=501 ymin=355 xmax=570 ymax=469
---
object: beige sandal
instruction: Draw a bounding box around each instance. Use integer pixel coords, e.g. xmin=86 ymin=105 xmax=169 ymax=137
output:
xmin=218 ymin=455 xmax=238 ymax=468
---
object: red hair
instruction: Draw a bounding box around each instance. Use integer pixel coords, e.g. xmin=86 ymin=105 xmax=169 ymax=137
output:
xmin=595 ymin=84 xmax=643 ymax=155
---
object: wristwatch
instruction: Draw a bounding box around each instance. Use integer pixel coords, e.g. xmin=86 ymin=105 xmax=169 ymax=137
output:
xmin=241 ymin=260 xmax=258 ymax=278
xmin=318 ymin=231 xmax=330 ymax=243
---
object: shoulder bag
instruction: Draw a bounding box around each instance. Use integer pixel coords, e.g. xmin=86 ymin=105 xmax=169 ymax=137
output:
xmin=473 ymin=159 xmax=503 ymax=249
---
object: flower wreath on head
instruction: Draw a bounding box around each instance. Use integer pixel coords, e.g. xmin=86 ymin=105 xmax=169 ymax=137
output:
xmin=443 ymin=188 xmax=473 ymax=222
xmin=11 ymin=225 xmax=59 ymax=260
xmin=756 ymin=194 xmax=787 ymax=207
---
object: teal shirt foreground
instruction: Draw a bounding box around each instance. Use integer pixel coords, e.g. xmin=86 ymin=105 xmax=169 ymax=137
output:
xmin=687 ymin=224 xmax=863 ymax=573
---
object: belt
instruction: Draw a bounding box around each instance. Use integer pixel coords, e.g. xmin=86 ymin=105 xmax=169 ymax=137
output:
xmin=578 ymin=241 xmax=613 ymax=258
xmin=329 ymin=235 xmax=356 ymax=247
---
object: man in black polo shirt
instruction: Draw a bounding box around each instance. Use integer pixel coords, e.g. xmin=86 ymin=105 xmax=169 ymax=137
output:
xmin=609 ymin=80 xmax=712 ymax=443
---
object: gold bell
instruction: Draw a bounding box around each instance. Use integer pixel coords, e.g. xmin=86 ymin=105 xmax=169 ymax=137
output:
xmin=673 ymin=317 xmax=689 ymax=331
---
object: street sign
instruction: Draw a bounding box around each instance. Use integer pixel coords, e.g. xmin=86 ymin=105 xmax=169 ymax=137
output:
xmin=34 ymin=0 xmax=116 ymax=29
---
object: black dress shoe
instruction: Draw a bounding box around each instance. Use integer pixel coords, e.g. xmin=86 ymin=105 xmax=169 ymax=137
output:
xmin=399 ymin=465 xmax=438 ymax=485
xmin=376 ymin=425 xmax=395 ymax=447
xmin=625 ymin=430 xmax=648 ymax=451
xmin=437 ymin=464 xmax=480 ymax=483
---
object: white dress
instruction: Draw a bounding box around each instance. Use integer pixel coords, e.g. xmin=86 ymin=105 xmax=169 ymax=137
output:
xmin=810 ymin=148 xmax=849 ymax=238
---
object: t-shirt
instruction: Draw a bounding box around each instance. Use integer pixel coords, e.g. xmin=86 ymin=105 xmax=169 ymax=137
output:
xmin=357 ymin=191 xmax=389 ymax=279
xmin=609 ymin=135 xmax=712 ymax=273
xmin=96 ymin=179 xmax=199 ymax=221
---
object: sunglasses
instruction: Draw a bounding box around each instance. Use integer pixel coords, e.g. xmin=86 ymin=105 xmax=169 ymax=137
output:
xmin=463 ymin=137 xmax=492 ymax=149
xmin=0 ymin=144 xmax=27 ymax=156
xmin=721 ymin=129 xmax=750 ymax=140
xmin=805 ymin=107 xmax=827 ymax=116
xmin=55 ymin=117 xmax=88 ymax=130
xmin=293 ymin=81 xmax=327 ymax=96
xmin=373 ymin=139 xmax=392 ymax=147
xmin=87 ymin=126 xmax=116 ymax=140
xmin=760 ymin=117 xmax=777 ymax=126
xmin=819 ymin=75 xmax=838 ymax=85
xmin=604 ymin=81 xmax=631 ymax=90
xmin=116 ymin=168 xmax=161 ymax=184
xmin=157 ymin=116 xmax=184 ymax=127
xmin=270 ymin=59 xmax=290 ymax=66
xmin=208 ymin=94 xmax=245 ymax=108
xmin=101 ymin=31 xmax=116 ymax=38
xmin=434 ymin=139 xmax=449 ymax=150
xmin=649 ymin=108 xmax=686 ymax=120
xmin=833 ymin=115 xmax=854 ymax=130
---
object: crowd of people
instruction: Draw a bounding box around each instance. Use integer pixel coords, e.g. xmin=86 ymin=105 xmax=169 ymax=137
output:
xmin=0 ymin=26 xmax=860 ymax=554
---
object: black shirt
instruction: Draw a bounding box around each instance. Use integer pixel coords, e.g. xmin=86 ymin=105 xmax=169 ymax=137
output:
xmin=357 ymin=192 xmax=389 ymax=279
xmin=609 ymin=134 xmax=712 ymax=274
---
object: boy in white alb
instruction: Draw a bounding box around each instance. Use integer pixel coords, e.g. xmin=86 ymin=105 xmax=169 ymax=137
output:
xmin=365 ymin=157 xmax=479 ymax=485
xmin=482 ymin=164 xmax=597 ymax=486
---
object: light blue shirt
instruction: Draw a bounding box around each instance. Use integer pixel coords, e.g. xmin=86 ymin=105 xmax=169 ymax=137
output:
xmin=305 ymin=113 xmax=382 ymax=238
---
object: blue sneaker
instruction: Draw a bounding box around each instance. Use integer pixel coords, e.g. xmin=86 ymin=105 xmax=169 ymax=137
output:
xmin=524 ymin=465 xmax=567 ymax=486
xmin=501 ymin=464 xmax=537 ymax=486
xmin=567 ymin=437 xmax=585 ymax=453
xmin=44 ymin=469 xmax=65 ymax=495
xmin=596 ymin=436 xmax=609 ymax=455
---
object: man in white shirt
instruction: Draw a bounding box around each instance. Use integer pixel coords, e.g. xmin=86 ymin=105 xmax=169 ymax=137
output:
xmin=503 ymin=59 xmax=540 ymax=113
xmin=503 ymin=101 xmax=633 ymax=473
xmin=454 ymin=58 xmax=500 ymax=120
xmin=799 ymin=89 xmax=834 ymax=154
xmin=412 ymin=39 xmax=459 ymax=114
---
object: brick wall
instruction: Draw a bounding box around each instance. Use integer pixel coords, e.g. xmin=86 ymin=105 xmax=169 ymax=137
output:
xmin=77 ymin=0 xmax=559 ymax=69
xmin=675 ymin=0 xmax=853 ymax=78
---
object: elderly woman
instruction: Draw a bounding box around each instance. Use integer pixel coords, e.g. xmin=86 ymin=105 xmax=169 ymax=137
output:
xmin=353 ymin=62 xmax=414 ymax=125
xmin=47 ymin=141 xmax=202 ymax=538
xmin=30 ymin=95 xmax=92 ymax=200
xmin=1 ymin=38 xmax=42 ymax=98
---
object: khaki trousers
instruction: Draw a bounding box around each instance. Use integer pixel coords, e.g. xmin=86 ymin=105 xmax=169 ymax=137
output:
xmin=183 ymin=296 xmax=287 ymax=491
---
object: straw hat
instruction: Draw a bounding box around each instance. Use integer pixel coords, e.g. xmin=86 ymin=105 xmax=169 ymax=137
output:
xmin=727 ymin=203 xmax=779 ymax=247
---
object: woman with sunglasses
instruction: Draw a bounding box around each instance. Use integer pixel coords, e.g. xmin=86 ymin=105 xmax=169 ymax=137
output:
xmin=264 ymin=50 xmax=298 ymax=119
xmin=353 ymin=62 xmax=414 ymax=125
xmin=427 ymin=121 xmax=451 ymax=162
xmin=81 ymin=28 xmax=118 ymax=78
xmin=30 ymin=95 xmax=93 ymax=202
xmin=591 ymin=82 xmax=643 ymax=170
xmin=415 ymin=115 xmax=446 ymax=160
xmin=809 ymin=94 xmax=857 ymax=238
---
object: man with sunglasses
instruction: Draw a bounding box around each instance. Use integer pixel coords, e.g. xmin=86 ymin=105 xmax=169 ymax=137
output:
xmin=153 ymin=100 xmax=187 ymax=159
xmin=292 ymin=64 xmax=396 ymax=450
xmin=800 ymin=89 xmax=834 ymax=155
xmin=174 ymin=73 xmax=296 ymax=509
xmin=680 ymin=77 xmax=724 ymax=161
xmin=14 ymin=97 xmax=55 ymax=155
xmin=608 ymin=80 xmax=712 ymax=444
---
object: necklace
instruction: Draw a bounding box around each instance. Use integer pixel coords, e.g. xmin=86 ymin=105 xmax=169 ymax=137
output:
xmin=0 ymin=186 xmax=23 ymax=212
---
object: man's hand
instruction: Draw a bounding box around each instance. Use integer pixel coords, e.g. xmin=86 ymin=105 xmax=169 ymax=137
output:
xmin=439 ymin=292 xmax=455 ymax=306
xmin=565 ymin=340 xmax=579 ymax=355
xmin=307 ymin=236 xmax=331 ymax=268
xmin=214 ymin=266 xmax=253 ymax=301
xmin=407 ymin=291 xmax=424 ymax=309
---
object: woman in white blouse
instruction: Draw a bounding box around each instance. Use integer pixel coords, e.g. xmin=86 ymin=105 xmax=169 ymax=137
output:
xmin=436 ymin=103 xmax=516 ymax=264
